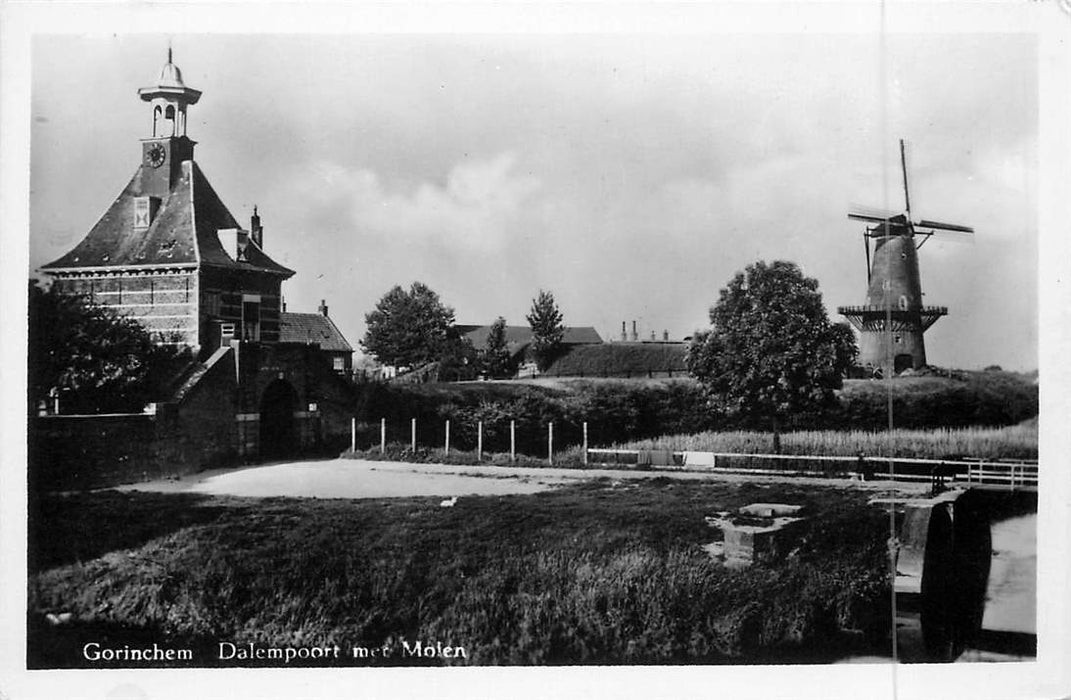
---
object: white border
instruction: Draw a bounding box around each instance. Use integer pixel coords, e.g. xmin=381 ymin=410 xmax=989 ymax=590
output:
xmin=2 ymin=3 xmax=1068 ymax=699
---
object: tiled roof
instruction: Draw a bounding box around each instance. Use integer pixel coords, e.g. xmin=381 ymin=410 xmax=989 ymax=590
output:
xmin=462 ymin=324 xmax=603 ymax=351
xmin=279 ymin=312 xmax=353 ymax=353
xmin=42 ymin=161 xmax=294 ymax=277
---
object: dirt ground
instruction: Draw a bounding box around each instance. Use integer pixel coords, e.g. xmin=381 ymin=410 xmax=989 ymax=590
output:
xmin=115 ymin=457 xmax=932 ymax=500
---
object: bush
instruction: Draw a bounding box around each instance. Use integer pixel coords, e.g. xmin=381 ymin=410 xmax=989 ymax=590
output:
xmin=354 ymin=380 xmax=716 ymax=456
xmin=351 ymin=370 xmax=1038 ymax=457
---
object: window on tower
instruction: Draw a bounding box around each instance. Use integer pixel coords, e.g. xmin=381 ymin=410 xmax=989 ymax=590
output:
xmin=241 ymin=295 xmax=261 ymax=341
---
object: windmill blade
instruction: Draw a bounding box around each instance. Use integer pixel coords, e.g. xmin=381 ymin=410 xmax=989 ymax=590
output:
xmin=900 ymin=139 xmax=913 ymax=221
xmin=848 ymin=204 xmax=900 ymax=219
xmin=848 ymin=212 xmax=897 ymax=223
xmin=915 ymin=219 xmax=974 ymax=234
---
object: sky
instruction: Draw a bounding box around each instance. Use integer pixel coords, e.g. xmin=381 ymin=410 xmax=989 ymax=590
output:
xmin=28 ymin=30 xmax=1038 ymax=370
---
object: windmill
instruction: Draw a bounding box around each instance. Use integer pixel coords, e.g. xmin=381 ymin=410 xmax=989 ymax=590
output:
xmin=837 ymin=140 xmax=973 ymax=375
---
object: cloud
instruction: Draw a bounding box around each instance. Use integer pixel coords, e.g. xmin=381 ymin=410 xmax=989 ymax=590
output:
xmin=294 ymin=152 xmax=542 ymax=254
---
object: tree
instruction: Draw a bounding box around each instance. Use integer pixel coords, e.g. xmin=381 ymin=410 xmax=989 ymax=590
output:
xmin=481 ymin=317 xmax=514 ymax=379
xmin=526 ymin=289 xmax=565 ymax=372
xmin=437 ymin=329 xmax=478 ymax=382
xmin=686 ymin=260 xmax=857 ymax=452
xmin=361 ymin=282 xmax=455 ymax=369
xmin=27 ymin=280 xmax=192 ymax=414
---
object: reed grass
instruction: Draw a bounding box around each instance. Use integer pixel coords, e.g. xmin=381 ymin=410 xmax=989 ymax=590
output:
xmin=610 ymin=425 xmax=1038 ymax=460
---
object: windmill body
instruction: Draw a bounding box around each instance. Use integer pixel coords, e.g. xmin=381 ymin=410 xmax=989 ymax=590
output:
xmin=837 ymin=142 xmax=971 ymax=376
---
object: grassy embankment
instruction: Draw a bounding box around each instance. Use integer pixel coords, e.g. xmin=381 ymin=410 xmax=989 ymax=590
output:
xmin=352 ymin=372 xmax=1037 ymax=461
xmin=29 ymin=480 xmax=891 ymax=667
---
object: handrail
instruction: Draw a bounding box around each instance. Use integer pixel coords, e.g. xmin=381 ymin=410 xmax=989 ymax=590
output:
xmin=585 ymin=448 xmax=1038 ymax=486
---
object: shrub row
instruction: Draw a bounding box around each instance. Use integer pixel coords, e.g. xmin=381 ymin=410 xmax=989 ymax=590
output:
xmin=351 ymin=372 xmax=1038 ymax=457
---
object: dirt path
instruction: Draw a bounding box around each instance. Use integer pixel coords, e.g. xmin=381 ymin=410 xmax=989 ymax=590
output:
xmin=116 ymin=458 xmax=931 ymax=500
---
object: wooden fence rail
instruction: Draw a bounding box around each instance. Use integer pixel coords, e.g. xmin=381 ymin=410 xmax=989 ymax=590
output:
xmin=585 ymin=448 xmax=1038 ymax=487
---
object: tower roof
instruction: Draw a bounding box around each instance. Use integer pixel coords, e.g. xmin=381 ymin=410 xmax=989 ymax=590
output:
xmin=138 ymin=49 xmax=201 ymax=105
xmin=157 ymin=60 xmax=185 ymax=87
xmin=41 ymin=160 xmax=294 ymax=277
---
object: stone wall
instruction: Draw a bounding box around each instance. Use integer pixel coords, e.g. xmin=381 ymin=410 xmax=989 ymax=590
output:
xmin=29 ymin=343 xmax=355 ymax=491
xmin=30 ymin=349 xmax=239 ymax=492
xmin=30 ymin=408 xmax=234 ymax=492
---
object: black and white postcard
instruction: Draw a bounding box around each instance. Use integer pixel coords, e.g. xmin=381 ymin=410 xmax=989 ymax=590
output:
xmin=2 ymin=2 xmax=1069 ymax=699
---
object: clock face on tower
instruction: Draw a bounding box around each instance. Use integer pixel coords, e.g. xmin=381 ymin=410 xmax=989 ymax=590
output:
xmin=146 ymin=144 xmax=166 ymax=168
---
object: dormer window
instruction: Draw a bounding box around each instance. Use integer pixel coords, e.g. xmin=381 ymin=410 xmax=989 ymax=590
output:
xmin=134 ymin=196 xmax=161 ymax=230
xmin=217 ymin=228 xmax=249 ymax=261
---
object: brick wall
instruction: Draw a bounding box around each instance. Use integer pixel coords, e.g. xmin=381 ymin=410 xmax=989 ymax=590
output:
xmin=50 ymin=269 xmax=199 ymax=346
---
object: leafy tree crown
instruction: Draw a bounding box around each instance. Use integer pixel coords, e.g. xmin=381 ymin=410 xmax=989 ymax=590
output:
xmin=686 ymin=260 xmax=857 ymax=427
xmin=28 ymin=281 xmax=192 ymax=414
xmin=481 ymin=316 xmax=514 ymax=379
xmin=361 ymin=282 xmax=455 ymax=369
xmin=526 ymin=290 xmax=565 ymax=372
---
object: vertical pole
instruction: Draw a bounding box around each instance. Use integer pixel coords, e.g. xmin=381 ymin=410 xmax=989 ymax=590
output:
xmin=351 ymin=417 xmax=356 ymax=453
xmin=477 ymin=421 xmax=483 ymax=461
xmin=445 ymin=420 xmax=450 ymax=454
xmin=583 ymin=421 xmax=588 ymax=466
xmin=510 ymin=420 xmax=516 ymax=463
xmin=548 ymin=422 xmax=554 ymax=466
xmin=411 ymin=418 xmax=417 ymax=452
xmin=380 ymin=418 xmax=386 ymax=455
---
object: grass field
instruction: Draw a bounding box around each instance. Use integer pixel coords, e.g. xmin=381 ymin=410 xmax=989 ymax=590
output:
xmin=28 ymin=480 xmax=893 ymax=667
xmin=611 ymin=425 xmax=1038 ymax=460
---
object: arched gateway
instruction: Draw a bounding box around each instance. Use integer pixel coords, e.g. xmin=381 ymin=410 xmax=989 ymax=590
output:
xmin=259 ymin=379 xmax=299 ymax=458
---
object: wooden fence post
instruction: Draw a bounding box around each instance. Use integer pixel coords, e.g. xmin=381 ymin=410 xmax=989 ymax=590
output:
xmin=411 ymin=418 xmax=416 ymax=452
xmin=477 ymin=421 xmax=483 ymax=461
xmin=583 ymin=421 xmax=588 ymax=465
xmin=445 ymin=420 xmax=450 ymax=454
xmin=510 ymin=420 xmax=516 ymax=463
xmin=380 ymin=418 xmax=386 ymax=454
xmin=548 ymin=421 xmax=554 ymax=466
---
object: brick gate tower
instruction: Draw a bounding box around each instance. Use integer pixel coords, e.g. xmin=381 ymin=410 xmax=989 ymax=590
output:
xmin=37 ymin=50 xmax=354 ymax=465
xmin=41 ymin=49 xmax=295 ymax=355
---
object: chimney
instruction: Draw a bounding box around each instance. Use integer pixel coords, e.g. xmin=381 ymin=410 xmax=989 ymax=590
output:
xmin=281 ymin=297 xmax=287 ymax=312
xmin=251 ymin=205 xmax=263 ymax=248
xmin=631 ymin=320 xmax=638 ymax=342
xmin=663 ymin=329 xmax=669 ymax=342
xmin=621 ymin=321 xmax=627 ymax=342
xmin=318 ymin=299 xmax=328 ymax=317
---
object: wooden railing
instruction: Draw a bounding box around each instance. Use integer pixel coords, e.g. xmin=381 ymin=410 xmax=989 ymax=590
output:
xmin=584 ymin=448 xmax=1038 ymax=487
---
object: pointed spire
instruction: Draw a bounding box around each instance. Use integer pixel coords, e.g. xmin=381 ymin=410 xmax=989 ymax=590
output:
xmin=168 ymin=45 xmax=173 ymax=64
